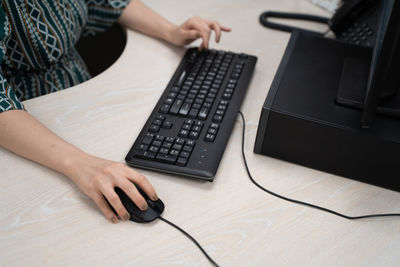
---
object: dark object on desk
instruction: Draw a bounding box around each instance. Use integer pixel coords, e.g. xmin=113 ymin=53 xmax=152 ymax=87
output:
xmin=112 ymin=184 xmax=164 ymax=223
xmin=259 ymin=0 xmax=380 ymax=47
xmin=111 ymin=186 xmax=217 ymax=265
xmin=125 ymin=48 xmax=257 ymax=181
xmin=75 ymin=23 xmax=126 ymax=77
xmin=254 ymin=28 xmax=400 ymax=192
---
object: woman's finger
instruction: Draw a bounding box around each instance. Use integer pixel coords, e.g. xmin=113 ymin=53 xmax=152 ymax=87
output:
xmin=199 ymin=26 xmax=211 ymax=50
xmin=123 ymin=165 xmax=158 ymax=201
xmin=91 ymin=192 xmax=119 ymax=223
xmin=187 ymin=18 xmax=211 ymax=50
xmin=119 ymin=179 xmax=148 ymax=211
xmin=102 ymin=187 xmax=130 ymax=221
xmin=220 ymin=25 xmax=232 ymax=32
xmin=208 ymin=21 xmax=221 ymax=42
xmin=184 ymin=29 xmax=201 ymax=43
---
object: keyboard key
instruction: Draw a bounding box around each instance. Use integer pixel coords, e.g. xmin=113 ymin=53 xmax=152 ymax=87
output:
xmin=138 ymin=144 xmax=148 ymax=151
xmin=155 ymin=135 xmax=164 ymax=142
xmin=192 ymin=125 xmax=202 ymax=132
xmin=204 ymin=133 xmax=216 ymax=142
xmin=219 ymin=100 xmax=229 ymax=105
xmin=189 ymin=131 xmax=199 ymax=140
xmin=180 ymin=151 xmax=190 ymax=158
xmin=194 ymin=121 xmax=204 ymax=127
xmin=160 ymin=104 xmax=170 ymax=113
xmin=202 ymin=102 xmax=212 ymax=109
xmin=164 ymin=98 xmax=174 ymax=105
xmin=171 ymin=86 xmax=180 ymax=93
xmin=186 ymin=140 xmax=195 ymax=146
xmin=172 ymin=144 xmax=183 ymax=150
xmin=170 ymin=149 xmax=180 ymax=156
xmin=162 ymin=121 xmax=173 ymax=129
xmin=149 ymin=146 xmax=159 ymax=153
xmin=231 ymin=73 xmax=240 ymax=79
xmin=156 ymin=114 xmax=166 ymax=120
xmin=176 ymin=138 xmax=185 ymax=145
xmin=215 ymin=109 xmax=225 ymax=116
xmin=208 ymin=128 xmax=217 ymax=135
xmin=168 ymin=92 xmax=177 ymax=98
xmin=135 ymin=150 xmax=156 ymax=159
xmin=179 ymin=103 xmax=190 ymax=116
xmin=188 ymin=108 xmax=199 ymax=118
xmin=217 ymin=104 xmax=227 ymax=110
xmin=153 ymin=119 xmax=163 ymax=126
xmin=178 ymin=129 xmax=189 ymax=137
xmin=170 ymin=99 xmax=183 ymax=114
xmin=162 ymin=142 xmax=173 ymax=149
xmin=176 ymin=157 xmax=188 ymax=166
xmin=198 ymin=107 xmax=209 ymax=120
xmin=222 ymin=93 xmax=232 ymax=100
xmin=182 ymin=145 xmax=193 ymax=152
xmin=182 ymin=124 xmax=192 ymax=130
xmin=212 ymin=115 xmax=223 ymax=123
xmin=149 ymin=124 xmax=160 ymax=133
xmin=159 ymin=148 xmax=169 ymax=154
xmin=185 ymin=119 xmax=194 ymax=125
xmin=141 ymin=136 xmax=153 ymax=147
xmin=156 ymin=153 xmax=177 ymax=164
xmin=152 ymin=140 xmax=162 ymax=147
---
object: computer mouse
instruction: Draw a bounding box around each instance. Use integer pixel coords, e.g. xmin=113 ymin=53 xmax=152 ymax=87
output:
xmin=112 ymin=184 xmax=165 ymax=223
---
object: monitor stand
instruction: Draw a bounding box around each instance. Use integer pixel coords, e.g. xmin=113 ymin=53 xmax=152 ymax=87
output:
xmin=254 ymin=30 xmax=400 ymax=192
xmin=336 ymin=57 xmax=400 ymax=122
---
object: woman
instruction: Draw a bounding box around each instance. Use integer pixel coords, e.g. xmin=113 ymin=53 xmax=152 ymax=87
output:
xmin=0 ymin=0 xmax=230 ymax=223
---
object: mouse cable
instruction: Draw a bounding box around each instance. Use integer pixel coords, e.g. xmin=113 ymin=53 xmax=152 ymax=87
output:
xmin=158 ymin=216 xmax=219 ymax=267
xmin=238 ymin=111 xmax=400 ymax=220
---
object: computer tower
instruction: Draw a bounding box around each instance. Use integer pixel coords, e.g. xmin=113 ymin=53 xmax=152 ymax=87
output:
xmin=254 ymin=31 xmax=400 ymax=192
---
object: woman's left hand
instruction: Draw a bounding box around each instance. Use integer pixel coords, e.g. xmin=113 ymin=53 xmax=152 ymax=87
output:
xmin=167 ymin=16 xmax=231 ymax=50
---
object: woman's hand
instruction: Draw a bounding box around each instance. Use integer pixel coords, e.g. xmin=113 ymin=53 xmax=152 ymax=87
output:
xmin=65 ymin=154 xmax=158 ymax=223
xmin=119 ymin=1 xmax=230 ymax=50
xmin=0 ymin=110 xmax=157 ymax=224
xmin=167 ymin=16 xmax=231 ymax=50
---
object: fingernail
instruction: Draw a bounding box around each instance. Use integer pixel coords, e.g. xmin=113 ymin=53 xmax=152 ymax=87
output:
xmin=141 ymin=203 xmax=148 ymax=210
xmin=123 ymin=213 xmax=130 ymax=221
xmin=152 ymin=193 xmax=158 ymax=201
xmin=111 ymin=217 xmax=118 ymax=223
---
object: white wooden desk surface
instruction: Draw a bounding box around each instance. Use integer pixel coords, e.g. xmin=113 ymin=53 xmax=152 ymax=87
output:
xmin=1 ymin=0 xmax=400 ymax=266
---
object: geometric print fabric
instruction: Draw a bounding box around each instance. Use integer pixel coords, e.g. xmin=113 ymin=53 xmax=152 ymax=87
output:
xmin=0 ymin=0 xmax=130 ymax=113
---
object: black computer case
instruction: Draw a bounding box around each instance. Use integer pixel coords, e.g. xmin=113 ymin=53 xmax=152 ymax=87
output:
xmin=254 ymin=31 xmax=400 ymax=192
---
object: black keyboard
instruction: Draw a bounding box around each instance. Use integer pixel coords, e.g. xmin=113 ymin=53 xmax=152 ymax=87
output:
xmin=125 ymin=48 xmax=257 ymax=180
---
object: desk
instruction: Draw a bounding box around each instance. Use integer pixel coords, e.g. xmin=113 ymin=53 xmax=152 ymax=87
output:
xmin=1 ymin=0 xmax=400 ymax=266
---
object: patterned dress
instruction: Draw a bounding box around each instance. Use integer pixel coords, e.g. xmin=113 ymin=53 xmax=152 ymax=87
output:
xmin=0 ymin=0 xmax=130 ymax=113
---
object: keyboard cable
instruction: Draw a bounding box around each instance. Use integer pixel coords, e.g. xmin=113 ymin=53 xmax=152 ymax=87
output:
xmin=238 ymin=111 xmax=400 ymax=220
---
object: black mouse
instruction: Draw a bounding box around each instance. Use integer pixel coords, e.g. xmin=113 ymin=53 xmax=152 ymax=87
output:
xmin=112 ymin=184 xmax=165 ymax=223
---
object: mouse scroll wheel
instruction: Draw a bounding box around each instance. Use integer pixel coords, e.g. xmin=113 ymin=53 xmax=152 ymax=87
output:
xmin=147 ymin=200 xmax=156 ymax=208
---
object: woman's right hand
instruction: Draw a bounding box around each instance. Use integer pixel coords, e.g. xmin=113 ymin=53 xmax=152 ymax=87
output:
xmin=64 ymin=153 xmax=158 ymax=223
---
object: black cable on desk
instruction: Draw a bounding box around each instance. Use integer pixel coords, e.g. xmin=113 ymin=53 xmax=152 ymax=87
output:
xmin=159 ymin=216 xmax=219 ymax=267
xmin=238 ymin=111 xmax=400 ymax=220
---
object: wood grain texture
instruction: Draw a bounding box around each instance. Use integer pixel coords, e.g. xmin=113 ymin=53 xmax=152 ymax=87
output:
xmin=1 ymin=0 xmax=400 ymax=266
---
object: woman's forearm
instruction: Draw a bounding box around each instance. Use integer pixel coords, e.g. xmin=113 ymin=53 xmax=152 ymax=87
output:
xmin=118 ymin=0 xmax=176 ymax=43
xmin=0 ymin=110 xmax=157 ymax=223
xmin=0 ymin=110 xmax=85 ymax=175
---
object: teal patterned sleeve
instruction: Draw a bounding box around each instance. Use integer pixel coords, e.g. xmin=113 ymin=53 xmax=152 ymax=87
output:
xmin=0 ymin=6 xmax=24 ymax=113
xmin=83 ymin=0 xmax=131 ymax=36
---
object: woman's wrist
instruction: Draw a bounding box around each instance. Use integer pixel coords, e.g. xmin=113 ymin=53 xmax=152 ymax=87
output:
xmin=59 ymin=147 xmax=92 ymax=179
xmin=163 ymin=22 xmax=179 ymax=45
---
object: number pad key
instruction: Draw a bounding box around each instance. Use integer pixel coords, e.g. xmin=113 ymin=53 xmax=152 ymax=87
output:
xmin=135 ymin=133 xmax=196 ymax=166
